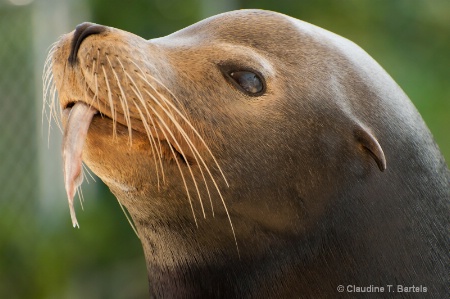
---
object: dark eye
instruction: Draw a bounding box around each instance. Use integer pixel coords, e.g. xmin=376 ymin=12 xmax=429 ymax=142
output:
xmin=229 ymin=71 xmax=264 ymax=95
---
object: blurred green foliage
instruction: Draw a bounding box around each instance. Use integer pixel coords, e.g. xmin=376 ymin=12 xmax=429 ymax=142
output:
xmin=0 ymin=0 xmax=448 ymax=298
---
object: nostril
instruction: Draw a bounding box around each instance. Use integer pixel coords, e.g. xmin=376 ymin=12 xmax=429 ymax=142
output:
xmin=68 ymin=22 xmax=106 ymax=65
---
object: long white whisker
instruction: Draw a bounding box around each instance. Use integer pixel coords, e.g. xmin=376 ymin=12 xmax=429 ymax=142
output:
xmin=47 ymin=85 xmax=62 ymax=147
xmin=42 ymin=66 xmax=55 ymax=104
xmin=121 ymin=65 xmax=168 ymax=186
xmin=42 ymin=44 xmax=60 ymax=154
xmin=130 ymin=97 xmax=162 ymax=190
xmin=48 ymin=85 xmax=61 ymax=130
xmin=127 ymin=80 xmax=166 ymax=186
xmin=42 ymin=73 xmax=54 ymax=137
xmin=107 ymin=55 xmax=133 ymax=145
xmin=42 ymin=75 xmax=53 ymax=116
xmin=140 ymin=89 xmax=207 ymax=219
xmin=129 ymin=63 xmax=221 ymax=218
xmin=77 ymin=185 xmax=85 ymax=211
xmin=134 ymin=65 xmax=239 ymax=254
xmin=101 ymin=65 xmax=118 ymax=139
xmin=98 ymin=60 xmax=140 ymax=237
xmin=87 ymin=50 xmax=101 ymax=112
xmin=81 ymin=162 xmax=96 ymax=184
xmin=117 ymin=199 xmax=140 ymax=238
xmin=131 ymin=60 xmax=229 ymax=187
xmin=130 ymin=67 xmax=216 ymax=216
xmin=116 ymin=58 xmax=165 ymax=172
xmin=135 ymin=90 xmax=200 ymax=224
xmin=42 ymin=43 xmax=57 ymax=83
xmin=91 ymin=52 xmax=97 ymax=78
xmin=141 ymin=88 xmax=213 ymax=217
xmin=158 ymin=118 xmax=199 ymax=224
xmin=142 ymin=90 xmax=239 ymax=256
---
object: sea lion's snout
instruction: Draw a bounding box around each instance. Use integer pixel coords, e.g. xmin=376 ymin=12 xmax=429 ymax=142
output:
xmin=68 ymin=22 xmax=107 ymax=65
xmin=48 ymin=19 xmax=228 ymax=226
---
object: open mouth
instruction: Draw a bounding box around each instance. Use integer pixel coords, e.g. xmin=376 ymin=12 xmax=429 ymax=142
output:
xmin=63 ymin=99 xmax=144 ymax=134
xmin=64 ymin=99 xmax=190 ymax=162
xmin=62 ymin=100 xmax=191 ymax=227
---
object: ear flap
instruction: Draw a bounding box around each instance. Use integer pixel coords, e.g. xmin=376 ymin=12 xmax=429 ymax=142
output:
xmin=354 ymin=127 xmax=386 ymax=172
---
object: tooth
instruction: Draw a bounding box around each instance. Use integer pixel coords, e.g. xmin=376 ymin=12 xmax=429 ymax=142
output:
xmin=62 ymin=102 xmax=97 ymax=228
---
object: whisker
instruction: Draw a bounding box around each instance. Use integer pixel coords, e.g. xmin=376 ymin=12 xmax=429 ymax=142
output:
xmin=46 ymin=86 xmax=62 ymax=147
xmin=88 ymin=50 xmax=101 ymax=112
xmin=129 ymin=63 xmax=216 ymax=217
xmin=43 ymin=58 xmax=55 ymax=84
xmin=156 ymin=104 xmax=213 ymax=213
xmin=82 ymin=162 xmax=96 ymax=184
xmin=141 ymin=88 xmax=212 ymax=218
xmin=144 ymin=89 xmax=209 ymax=218
xmin=129 ymin=60 xmax=190 ymax=115
xmin=101 ymin=65 xmax=118 ymax=139
xmin=42 ymin=74 xmax=53 ymax=112
xmin=77 ymin=185 xmax=85 ymax=211
xmin=42 ymin=46 xmax=56 ymax=151
xmin=107 ymin=55 xmax=133 ymax=145
xmin=134 ymin=91 xmax=200 ymax=225
xmin=91 ymin=52 xmax=96 ymax=78
xmin=159 ymin=118 xmax=199 ymax=225
xmin=42 ymin=65 xmax=54 ymax=101
xmin=117 ymin=199 xmax=140 ymax=238
xmin=132 ymin=62 xmax=239 ymax=254
xmin=142 ymin=89 xmax=239 ymax=256
xmin=130 ymin=97 xmax=163 ymax=190
xmin=131 ymin=60 xmax=229 ymax=187
xmin=131 ymin=67 xmax=215 ymax=215
xmin=96 ymin=58 xmax=140 ymax=237
xmin=129 ymin=92 xmax=166 ymax=187
xmin=49 ymin=84 xmax=63 ymax=130
xmin=42 ymin=42 xmax=62 ymax=149
xmin=42 ymin=74 xmax=54 ymax=138
xmin=122 ymin=64 xmax=166 ymax=185
xmin=42 ymin=43 xmax=57 ymax=80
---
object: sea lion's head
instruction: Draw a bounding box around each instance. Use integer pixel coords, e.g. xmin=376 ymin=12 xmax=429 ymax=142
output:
xmin=46 ymin=9 xmax=387 ymax=260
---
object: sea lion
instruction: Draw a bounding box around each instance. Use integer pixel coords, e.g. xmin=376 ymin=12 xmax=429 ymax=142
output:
xmin=44 ymin=9 xmax=449 ymax=298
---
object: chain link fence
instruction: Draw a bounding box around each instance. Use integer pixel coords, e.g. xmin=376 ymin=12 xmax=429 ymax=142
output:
xmin=0 ymin=4 xmax=38 ymax=296
xmin=0 ymin=3 xmax=36 ymax=225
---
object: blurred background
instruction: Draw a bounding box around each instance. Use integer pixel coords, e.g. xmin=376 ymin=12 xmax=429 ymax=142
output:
xmin=0 ymin=0 xmax=448 ymax=298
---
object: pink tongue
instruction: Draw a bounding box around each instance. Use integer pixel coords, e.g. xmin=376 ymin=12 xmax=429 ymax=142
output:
xmin=62 ymin=102 xmax=97 ymax=228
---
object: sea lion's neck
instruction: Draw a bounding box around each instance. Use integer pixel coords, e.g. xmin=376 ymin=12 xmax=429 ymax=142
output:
xmin=136 ymin=220 xmax=249 ymax=297
xmin=144 ymin=251 xmax=247 ymax=297
xmin=128 ymin=200 xmax=330 ymax=298
xmin=109 ymin=177 xmax=334 ymax=297
xmin=138 ymin=230 xmax=303 ymax=298
xmin=120 ymin=194 xmax=283 ymax=297
xmin=136 ymin=216 xmax=353 ymax=298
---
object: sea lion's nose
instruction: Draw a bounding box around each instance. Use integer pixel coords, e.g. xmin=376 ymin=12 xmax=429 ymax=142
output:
xmin=68 ymin=22 xmax=107 ymax=65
